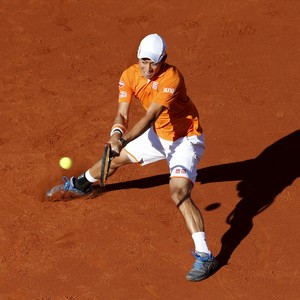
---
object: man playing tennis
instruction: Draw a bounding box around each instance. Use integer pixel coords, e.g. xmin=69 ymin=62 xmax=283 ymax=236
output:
xmin=47 ymin=33 xmax=218 ymax=282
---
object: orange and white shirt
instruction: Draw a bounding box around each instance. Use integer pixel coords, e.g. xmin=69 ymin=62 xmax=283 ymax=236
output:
xmin=118 ymin=63 xmax=203 ymax=141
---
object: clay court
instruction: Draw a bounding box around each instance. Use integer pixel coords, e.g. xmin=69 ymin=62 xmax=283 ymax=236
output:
xmin=1 ymin=1 xmax=299 ymax=299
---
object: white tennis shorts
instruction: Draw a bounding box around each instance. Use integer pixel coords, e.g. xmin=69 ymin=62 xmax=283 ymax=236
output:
xmin=124 ymin=127 xmax=205 ymax=183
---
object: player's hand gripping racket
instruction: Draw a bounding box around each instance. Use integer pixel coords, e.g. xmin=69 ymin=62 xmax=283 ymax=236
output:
xmin=99 ymin=143 xmax=112 ymax=187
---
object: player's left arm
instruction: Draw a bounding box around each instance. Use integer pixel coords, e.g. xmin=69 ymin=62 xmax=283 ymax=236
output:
xmin=125 ymin=101 xmax=166 ymax=143
xmin=111 ymin=101 xmax=166 ymax=154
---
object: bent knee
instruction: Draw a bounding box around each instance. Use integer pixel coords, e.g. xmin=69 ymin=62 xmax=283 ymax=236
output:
xmin=170 ymin=188 xmax=191 ymax=207
xmin=169 ymin=178 xmax=194 ymax=207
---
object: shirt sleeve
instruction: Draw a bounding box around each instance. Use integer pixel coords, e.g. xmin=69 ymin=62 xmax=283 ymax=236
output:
xmin=118 ymin=68 xmax=134 ymax=103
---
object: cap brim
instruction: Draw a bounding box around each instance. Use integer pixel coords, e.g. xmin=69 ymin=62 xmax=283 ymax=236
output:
xmin=137 ymin=50 xmax=161 ymax=63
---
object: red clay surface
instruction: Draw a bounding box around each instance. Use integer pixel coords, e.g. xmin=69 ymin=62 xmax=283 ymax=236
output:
xmin=1 ymin=1 xmax=299 ymax=299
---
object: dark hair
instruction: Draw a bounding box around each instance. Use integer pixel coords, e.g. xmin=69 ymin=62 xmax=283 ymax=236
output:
xmin=161 ymin=54 xmax=168 ymax=62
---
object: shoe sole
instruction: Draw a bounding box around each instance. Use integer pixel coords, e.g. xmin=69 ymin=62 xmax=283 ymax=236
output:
xmin=45 ymin=184 xmax=93 ymax=201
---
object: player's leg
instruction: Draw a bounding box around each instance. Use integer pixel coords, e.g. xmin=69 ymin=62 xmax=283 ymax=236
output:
xmin=169 ymin=178 xmax=210 ymax=253
xmin=73 ymin=149 xmax=133 ymax=192
xmin=46 ymin=128 xmax=165 ymax=198
xmin=89 ymin=149 xmax=133 ymax=179
xmin=46 ymin=149 xmax=133 ymax=198
xmin=77 ymin=127 xmax=165 ymax=191
xmin=90 ymin=126 xmax=165 ymax=180
xmin=169 ymin=177 xmax=204 ymax=233
xmin=166 ymin=134 xmax=218 ymax=281
xmin=169 ymin=177 xmax=218 ymax=282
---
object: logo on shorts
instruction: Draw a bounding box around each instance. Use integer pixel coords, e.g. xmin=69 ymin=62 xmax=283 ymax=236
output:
xmin=119 ymin=81 xmax=125 ymax=87
xmin=152 ymin=81 xmax=158 ymax=90
xmin=175 ymin=168 xmax=186 ymax=174
xmin=119 ymin=91 xmax=127 ymax=98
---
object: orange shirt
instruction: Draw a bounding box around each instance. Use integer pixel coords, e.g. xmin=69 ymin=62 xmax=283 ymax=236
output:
xmin=118 ymin=63 xmax=203 ymax=141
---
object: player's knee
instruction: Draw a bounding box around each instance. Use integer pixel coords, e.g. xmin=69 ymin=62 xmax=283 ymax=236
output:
xmin=169 ymin=178 xmax=192 ymax=205
xmin=170 ymin=187 xmax=190 ymax=208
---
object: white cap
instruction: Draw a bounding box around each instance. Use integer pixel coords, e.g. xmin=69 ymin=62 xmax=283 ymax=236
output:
xmin=137 ymin=33 xmax=166 ymax=63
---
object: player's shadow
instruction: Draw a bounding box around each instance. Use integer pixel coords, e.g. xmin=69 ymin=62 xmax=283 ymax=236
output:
xmin=196 ymin=129 xmax=300 ymax=268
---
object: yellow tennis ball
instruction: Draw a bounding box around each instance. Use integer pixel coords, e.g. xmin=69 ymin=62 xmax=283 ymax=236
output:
xmin=59 ymin=157 xmax=73 ymax=169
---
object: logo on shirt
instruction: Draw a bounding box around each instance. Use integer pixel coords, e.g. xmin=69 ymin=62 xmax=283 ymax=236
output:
xmin=152 ymin=81 xmax=158 ymax=90
xmin=119 ymin=81 xmax=125 ymax=88
xmin=119 ymin=91 xmax=127 ymax=98
xmin=163 ymin=87 xmax=175 ymax=94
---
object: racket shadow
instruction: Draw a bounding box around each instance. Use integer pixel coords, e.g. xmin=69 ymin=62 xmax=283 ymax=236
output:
xmin=92 ymin=173 xmax=170 ymax=196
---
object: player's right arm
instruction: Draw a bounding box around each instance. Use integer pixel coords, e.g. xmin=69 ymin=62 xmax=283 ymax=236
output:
xmin=108 ymin=66 xmax=134 ymax=144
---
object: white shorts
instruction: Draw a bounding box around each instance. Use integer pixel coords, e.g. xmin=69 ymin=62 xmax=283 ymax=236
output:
xmin=124 ymin=127 xmax=205 ymax=183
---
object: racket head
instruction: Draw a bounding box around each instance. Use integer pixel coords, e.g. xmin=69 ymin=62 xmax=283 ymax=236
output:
xmin=99 ymin=143 xmax=112 ymax=187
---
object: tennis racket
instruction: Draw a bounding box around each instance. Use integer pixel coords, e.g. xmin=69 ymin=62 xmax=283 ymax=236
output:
xmin=99 ymin=143 xmax=112 ymax=187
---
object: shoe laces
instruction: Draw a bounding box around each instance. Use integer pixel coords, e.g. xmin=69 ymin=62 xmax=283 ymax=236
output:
xmin=62 ymin=176 xmax=72 ymax=190
xmin=191 ymin=251 xmax=211 ymax=269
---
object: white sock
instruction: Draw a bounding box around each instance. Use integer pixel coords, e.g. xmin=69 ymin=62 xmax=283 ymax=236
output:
xmin=192 ymin=232 xmax=211 ymax=255
xmin=85 ymin=170 xmax=97 ymax=183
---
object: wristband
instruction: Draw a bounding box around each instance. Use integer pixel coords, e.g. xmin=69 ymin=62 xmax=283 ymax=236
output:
xmin=119 ymin=137 xmax=127 ymax=147
xmin=110 ymin=124 xmax=127 ymax=137
xmin=110 ymin=128 xmax=123 ymax=136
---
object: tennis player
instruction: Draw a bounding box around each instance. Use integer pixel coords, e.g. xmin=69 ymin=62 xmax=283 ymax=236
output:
xmin=47 ymin=33 xmax=218 ymax=282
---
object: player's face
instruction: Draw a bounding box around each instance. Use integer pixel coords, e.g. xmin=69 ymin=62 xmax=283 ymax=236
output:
xmin=138 ymin=58 xmax=162 ymax=80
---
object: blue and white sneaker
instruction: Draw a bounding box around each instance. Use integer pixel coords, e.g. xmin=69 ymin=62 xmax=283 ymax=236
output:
xmin=46 ymin=176 xmax=92 ymax=198
xmin=186 ymin=251 xmax=219 ymax=282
